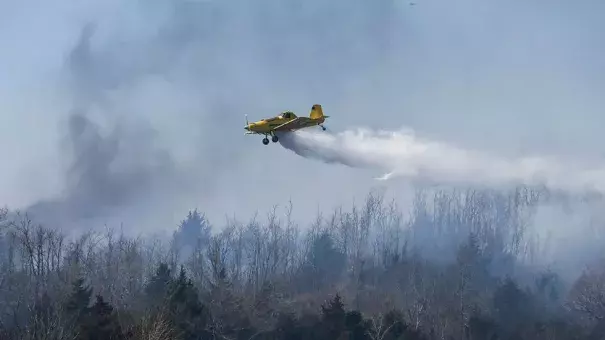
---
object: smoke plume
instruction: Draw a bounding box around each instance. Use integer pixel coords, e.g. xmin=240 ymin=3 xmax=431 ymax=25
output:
xmin=278 ymin=127 xmax=605 ymax=195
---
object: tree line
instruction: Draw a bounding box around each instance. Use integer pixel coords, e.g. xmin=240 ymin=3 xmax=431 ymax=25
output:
xmin=1 ymin=187 xmax=604 ymax=339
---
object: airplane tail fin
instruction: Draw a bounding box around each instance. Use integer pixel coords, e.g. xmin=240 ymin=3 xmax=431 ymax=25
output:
xmin=310 ymin=104 xmax=329 ymax=120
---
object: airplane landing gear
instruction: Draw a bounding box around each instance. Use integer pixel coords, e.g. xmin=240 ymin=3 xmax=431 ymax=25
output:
xmin=321 ymin=125 xmax=326 ymax=131
xmin=262 ymin=137 xmax=269 ymax=145
xmin=272 ymin=135 xmax=279 ymax=143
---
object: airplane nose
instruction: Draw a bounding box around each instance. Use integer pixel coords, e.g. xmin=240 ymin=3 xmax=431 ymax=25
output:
xmin=244 ymin=125 xmax=249 ymax=130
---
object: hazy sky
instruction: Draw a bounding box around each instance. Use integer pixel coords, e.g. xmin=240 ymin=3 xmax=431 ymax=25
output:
xmin=1 ymin=0 xmax=605 ymax=234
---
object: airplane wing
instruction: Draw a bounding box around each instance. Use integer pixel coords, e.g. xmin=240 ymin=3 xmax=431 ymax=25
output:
xmin=272 ymin=117 xmax=308 ymax=132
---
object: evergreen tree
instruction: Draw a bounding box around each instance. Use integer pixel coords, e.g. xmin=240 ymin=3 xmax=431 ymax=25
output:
xmin=80 ymin=295 xmax=124 ymax=340
xmin=344 ymin=310 xmax=367 ymax=340
xmin=144 ymin=262 xmax=173 ymax=309
xmin=320 ymin=294 xmax=346 ymax=340
xmin=62 ymin=278 xmax=124 ymax=339
xmin=174 ymin=209 xmax=212 ymax=249
xmin=493 ymin=277 xmax=534 ymax=335
xmin=167 ymin=266 xmax=211 ymax=340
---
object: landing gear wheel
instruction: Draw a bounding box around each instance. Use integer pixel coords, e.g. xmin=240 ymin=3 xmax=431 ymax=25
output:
xmin=321 ymin=126 xmax=326 ymax=131
xmin=262 ymin=138 xmax=269 ymax=145
xmin=272 ymin=135 xmax=279 ymax=143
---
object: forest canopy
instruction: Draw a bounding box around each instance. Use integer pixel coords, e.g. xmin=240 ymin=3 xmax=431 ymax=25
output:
xmin=1 ymin=186 xmax=605 ymax=339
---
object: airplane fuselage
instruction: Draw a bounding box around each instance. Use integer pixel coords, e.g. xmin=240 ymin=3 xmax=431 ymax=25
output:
xmin=244 ymin=116 xmax=324 ymax=134
xmin=244 ymin=104 xmax=329 ymax=145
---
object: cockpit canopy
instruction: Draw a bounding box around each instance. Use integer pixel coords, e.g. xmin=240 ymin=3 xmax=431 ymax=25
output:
xmin=281 ymin=111 xmax=296 ymax=119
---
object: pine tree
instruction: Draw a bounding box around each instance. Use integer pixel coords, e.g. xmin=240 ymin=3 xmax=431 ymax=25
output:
xmin=81 ymin=295 xmax=124 ymax=340
xmin=62 ymin=279 xmax=125 ymax=339
xmin=167 ymin=266 xmax=210 ymax=340
xmin=145 ymin=262 xmax=173 ymax=309
xmin=320 ymin=294 xmax=346 ymax=340
xmin=174 ymin=209 xmax=212 ymax=248
xmin=344 ymin=310 xmax=367 ymax=340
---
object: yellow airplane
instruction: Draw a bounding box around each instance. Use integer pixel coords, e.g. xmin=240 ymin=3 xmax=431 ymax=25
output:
xmin=244 ymin=104 xmax=329 ymax=145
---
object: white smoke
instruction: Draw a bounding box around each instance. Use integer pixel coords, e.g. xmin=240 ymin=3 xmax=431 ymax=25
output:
xmin=278 ymin=127 xmax=605 ymax=195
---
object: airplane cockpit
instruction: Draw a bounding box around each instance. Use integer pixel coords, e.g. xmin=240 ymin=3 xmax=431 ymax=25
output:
xmin=281 ymin=111 xmax=295 ymax=119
